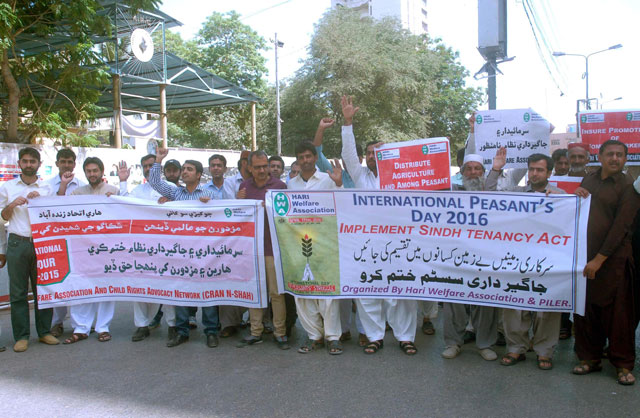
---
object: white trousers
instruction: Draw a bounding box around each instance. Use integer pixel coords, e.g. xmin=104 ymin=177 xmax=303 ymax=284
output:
xmin=52 ymin=306 xmax=67 ymax=326
xmin=356 ymin=298 xmax=417 ymax=342
xmin=70 ymin=302 xmax=115 ymax=334
xmin=163 ymin=305 xmax=176 ymax=327
xmin=295 ymin=298 xmax=342 ymax=341
xmin=420 ymin=301 xmax=439 ymax=320
xmin=133 ymin=302 xmax=160 ymax=327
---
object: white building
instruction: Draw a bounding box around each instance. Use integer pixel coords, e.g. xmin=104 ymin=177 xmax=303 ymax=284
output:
xmin=332 ymin=0 xmax=428 ymax=35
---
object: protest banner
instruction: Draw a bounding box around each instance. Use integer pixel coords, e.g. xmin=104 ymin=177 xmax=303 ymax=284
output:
xmin=28 ymin=196 xmax=268 ymax=309
xmin=578 ymin=110 xmax=640 ymax=165
xmin=475 ymin=108 xmax=550 ymax=169
xmin=375 ymin=138 xmax=451 ymax=191
xmin=266 ymin=190 xmax=589 ymax=314
xmin=548 ymin=176 xmax=582 ymax=194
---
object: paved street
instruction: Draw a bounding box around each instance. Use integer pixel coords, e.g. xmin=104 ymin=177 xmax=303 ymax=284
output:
xmin=0 ymin=304 xmax=638 ymax=417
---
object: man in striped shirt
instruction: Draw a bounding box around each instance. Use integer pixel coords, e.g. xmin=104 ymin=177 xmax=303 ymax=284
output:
xmin=149 ymin=148 xmax=220 ymax=349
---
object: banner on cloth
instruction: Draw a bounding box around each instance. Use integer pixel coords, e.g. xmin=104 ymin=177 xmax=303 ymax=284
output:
xmin=475 ymin=108 xmax=550 ymax=170
xmin=28 ymin=196 xmax=267 ymax=308
xmin=375 ymin=138 xmax=451 ymax=191
xmin=266 ymin=190 xmax=589 ymax=314
xmin=548 ymin=176 xmax=583 ymax=194
xmin=578 ymin=110 xmax=640 ymax=165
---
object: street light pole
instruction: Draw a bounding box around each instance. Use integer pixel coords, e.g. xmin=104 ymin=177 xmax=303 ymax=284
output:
xmin=553 ymin=43 xmax=622 ymax=110
xmin=274 ymin=33 xmax=284 ymax=156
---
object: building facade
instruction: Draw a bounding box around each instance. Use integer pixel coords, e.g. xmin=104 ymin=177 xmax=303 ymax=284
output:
xmin=332 ymin=0 xmax=428 ymax=35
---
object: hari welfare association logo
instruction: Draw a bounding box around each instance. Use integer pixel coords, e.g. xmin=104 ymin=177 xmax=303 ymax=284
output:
xmin=523 ymin=112 xmax=531 ymax=122
xmin=581 ymin=114 xmax=587 ymax=123
xmin=224 ymin=208 xmax=232 ymax=218
xmin=421 ymin=145 xmax=429 ymax=155
xmin=476 ymin=115 xmax=483 ymax=124
xmin=274 ymin=192 xmax=290 ymax=216
xmin=301 ymin=234 xmax=314 ymax=281
xmin=627 ymin=112 xmax=633 ymax=121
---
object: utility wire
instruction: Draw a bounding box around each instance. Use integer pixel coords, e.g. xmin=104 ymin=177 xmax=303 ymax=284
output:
xmin=522 ymin=0 xmax=565 ymax=95
xmin=240 ymin=0 xmax=294 ymax=21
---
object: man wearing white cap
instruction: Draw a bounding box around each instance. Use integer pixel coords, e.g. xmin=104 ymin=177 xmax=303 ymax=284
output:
xmin=441 ymin=150 xmax=501 ymax=361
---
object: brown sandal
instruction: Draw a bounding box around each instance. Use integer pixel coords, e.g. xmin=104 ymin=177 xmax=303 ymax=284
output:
xmin=63 ymin=333 xmax=88 ymax=344
xmin=364 ymin=339 xmax=383 ymax=354
xmin=97 ymin=332 xmax=112 ymax=342
xmin=572 ymin=360 xmax=602 ymax=375
xmin=616 ymin=368 xmax=635 ymax=386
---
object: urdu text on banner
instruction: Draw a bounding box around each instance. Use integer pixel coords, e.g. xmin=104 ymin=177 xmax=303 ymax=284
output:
xmin=266 ymin=190 xmax=589 ymax=315
xmin=28 ymin=196 xmax=268 ymax=309
xmin=475 ymin=108 xmax=550 ymax=169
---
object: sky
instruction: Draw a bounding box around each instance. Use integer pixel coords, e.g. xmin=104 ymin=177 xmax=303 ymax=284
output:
xmin=160 ymin=0 xmax=640 ymax=133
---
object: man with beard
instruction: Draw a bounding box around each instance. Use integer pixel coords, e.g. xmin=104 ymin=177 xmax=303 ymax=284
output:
xmin=269 ymin=155 xmax=285 ymax=180
xmin=288 ymin=141 xmax=344 ymax=355
xmin=0 ymin=147 xmax=58 ymax=352
xmin=568 ymin=143 xmax=590 ymax=177
xmin=552 ymin=148 xmax=569 ymax=176
xmin=573 ymin=140 xmax=640 ymax=386
xmin=340 ymin=96 xmax=418 ymax=356
xmin=64 ymin=157 xmax=119 ymax=344
xmin=149 ymin=148 xmax=219 ymax=348
xmin=557 ymin=143 xmax=591 ymax=339
xmin=441 ymin=152 xmax=500 ymax=361
xmin=47 ymin=148 xmax=86 ymax=338
xmin=117 ymin=155 xmax=171 ymax=342
xmin=488 ymin=153 xmax=565 ymax=370
xmin=237 ymin=151 xmax=290 ymax=350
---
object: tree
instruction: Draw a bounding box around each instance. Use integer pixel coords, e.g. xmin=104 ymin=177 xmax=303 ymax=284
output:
xmin=162 ymin=11 xmax=269 ymax=150
xmin=0 ymin=0 xmax=159 ymax=144
xmin=278 ymin=9 xmax=483 ymax=158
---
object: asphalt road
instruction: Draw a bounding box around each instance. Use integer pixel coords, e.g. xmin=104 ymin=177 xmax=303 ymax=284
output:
xmin=0 ymin=304 xmax=638 ymax=417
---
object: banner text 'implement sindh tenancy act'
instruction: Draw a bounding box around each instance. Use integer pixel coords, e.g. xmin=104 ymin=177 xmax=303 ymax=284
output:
xmin=266 ymin=190 xmax=589 ymax=315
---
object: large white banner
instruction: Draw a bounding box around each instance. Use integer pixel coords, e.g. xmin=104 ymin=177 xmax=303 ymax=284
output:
xmin=475 ymin=108 xmax=550 ymax=169
xmin=266 ymin=190 xmax=589 ymax=314
xmin=28 ymin=196 xmax=268 ymax=308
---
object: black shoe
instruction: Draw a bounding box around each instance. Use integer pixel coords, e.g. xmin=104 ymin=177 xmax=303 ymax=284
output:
xmin=167 ymin=326 xmax=177 ymax=340
xmin=463 ymin=331 xmax=476 ymax=344
xmin=237 ymin=335 xmax=263 ymax=347
xmin=149 ymin=311 xmax=163 ymax=329
xmin=0 ymin=346 xmax=5 ymax=352
xmin=496 ymin=332 xmax=506 ymax=347
xmin=207 ymin=334 xmax=219 ymax=348
xmin=131 ymin=326 xmax=150 ymax=342
xmin=167 ymin=334 xmax=189 ymax=347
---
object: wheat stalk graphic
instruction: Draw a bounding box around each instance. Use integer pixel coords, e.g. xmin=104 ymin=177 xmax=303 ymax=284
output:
xmin=301 ymin=234 xmax=312 ymax=262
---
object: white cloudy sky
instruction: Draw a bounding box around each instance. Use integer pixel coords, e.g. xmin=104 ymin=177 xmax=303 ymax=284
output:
xmin=161 ymin=0 xmax=640 ymax=132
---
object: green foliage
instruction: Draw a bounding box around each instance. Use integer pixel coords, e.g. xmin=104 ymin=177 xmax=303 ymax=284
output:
xmin=277 ymin=9 xmax=483 ymax=158
xmin=0 ymin=0 xmax=160 ymax=144
xmin=163 ymin=11 xmax=269 ymax=149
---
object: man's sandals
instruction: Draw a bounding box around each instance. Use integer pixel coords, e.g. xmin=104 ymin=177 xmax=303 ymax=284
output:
xmin=298 ymin=338 xmax=324 ymax=354
xmin=537 ymin=356 xmax=553 ymax=370
xmin=616 ymin=368 xmax=635 ymax=386
xmin=63 ymin=333 xmax=88 ymax=344
xmin=572 ymin=360 xmax=602 ymax=375
xmin=399 ymin=341 xmax=417 ymax=355
xmin=327 ymin=340 xmax=343 ymax=355
xmin=97 ymin=332 xmax=112 ymax=342
xmin=363 ymin=339 xmax=383 ymax=354
xmin=500 ymin=353 xmax=526 ymax=366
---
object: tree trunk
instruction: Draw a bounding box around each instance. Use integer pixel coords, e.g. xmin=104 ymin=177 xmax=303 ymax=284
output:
xmin=1 ymin=48 xmax=20 ymax=143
